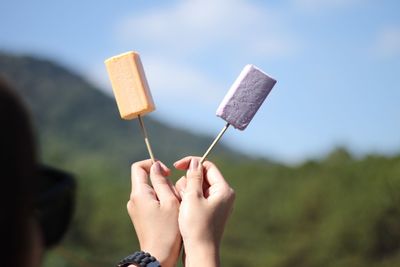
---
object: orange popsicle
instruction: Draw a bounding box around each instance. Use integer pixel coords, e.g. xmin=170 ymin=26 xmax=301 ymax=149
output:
xmin=104 ymin=51 xmax=156 ymax=162
xmin=105 ymin=51 xmax=155 ymax=120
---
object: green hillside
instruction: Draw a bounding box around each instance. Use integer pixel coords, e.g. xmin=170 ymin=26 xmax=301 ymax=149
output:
xmin=1 ymin=52 xmax=400 ymax=267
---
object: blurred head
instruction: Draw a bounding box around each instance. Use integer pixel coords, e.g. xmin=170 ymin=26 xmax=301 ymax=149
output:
xmin=0 ymin=77 xmax=39 ymax=267
xmin=0 ymin=77 xmax=76 ymax=267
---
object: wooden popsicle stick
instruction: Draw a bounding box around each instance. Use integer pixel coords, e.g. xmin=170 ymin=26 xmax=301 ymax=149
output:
xmin=200 ymin=123 xmax=230 ymax=163
xmin=137 ymin=115 xmax=156 ymax=163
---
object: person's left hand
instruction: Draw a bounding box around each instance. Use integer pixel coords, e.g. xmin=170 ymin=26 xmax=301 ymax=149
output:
xmin=128 ymin=159 xmax=181 ymax=267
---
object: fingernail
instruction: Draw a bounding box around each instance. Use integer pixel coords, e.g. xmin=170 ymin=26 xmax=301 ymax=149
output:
xmin=190 ymin=158 xmax=198 ymax=170
xmin=180 ymin=190 xmax=185 ymax=198
xmin=160 ymin=162 xmax=170 ymax=172
xmin=152 ymin=161 xmax=162 ymax=174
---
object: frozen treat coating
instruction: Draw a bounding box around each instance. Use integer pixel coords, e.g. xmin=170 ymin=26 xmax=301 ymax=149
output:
xmin=105 ymin=51 xmax=155 ymax=120
xmin=216 ymin=64 xmax=276 ymax=130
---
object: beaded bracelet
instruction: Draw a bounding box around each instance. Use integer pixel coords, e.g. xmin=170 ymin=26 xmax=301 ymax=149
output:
xmin=117 ymin=251 xmax=161 ymax=267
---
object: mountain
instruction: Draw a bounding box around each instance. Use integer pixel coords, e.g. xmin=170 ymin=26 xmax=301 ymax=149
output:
xmin=0 ymin=52 xmax=246 ymax=169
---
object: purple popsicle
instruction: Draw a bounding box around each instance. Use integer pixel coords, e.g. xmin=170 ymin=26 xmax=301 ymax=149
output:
xmin=216 ymin=64 xmax=276 ymax=130
xmin=200 ymin=64 xmax=277 ymax=163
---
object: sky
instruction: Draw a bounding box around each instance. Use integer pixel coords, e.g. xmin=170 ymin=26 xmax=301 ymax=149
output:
xmin=1 ymin=0 xmax=399 ymax=163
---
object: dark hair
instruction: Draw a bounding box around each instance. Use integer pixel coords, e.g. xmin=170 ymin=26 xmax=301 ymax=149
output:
xmin=0 ymin=76 xmax=37 ymax=267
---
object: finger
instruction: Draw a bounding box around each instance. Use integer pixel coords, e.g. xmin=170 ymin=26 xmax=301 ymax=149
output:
xmin=202 ymin=161 xmax=233 ymax=201
xmin=132 ymin=159 xmax=170 ymax=176
xmin=170 ymin=182 xmax=181 ymax=201
xmin=202 ymin=160 xmax=229 ymax=186
xmin=175 ymin=176 xmax=187 ymax=199
xmin=130 ymin=160 xmax=157 ymax=200
xmin=159 ymin=161 xmax=171 ymax=176
xmin=131 ymin=159 xmax=153 ymax=190
xmin=173 ymin=156 xmax=201 ymax=170
xmin=150 ymin=161 xmax=178 ymax=202
xmin=185 ymin=158 xmax=204 ymax=196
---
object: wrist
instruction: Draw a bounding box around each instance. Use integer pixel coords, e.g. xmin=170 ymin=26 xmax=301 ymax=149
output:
xmin=141 ymin=246 xmax=177 ymax=267
xmin=184 ymin=242 xmax=220 ymax=267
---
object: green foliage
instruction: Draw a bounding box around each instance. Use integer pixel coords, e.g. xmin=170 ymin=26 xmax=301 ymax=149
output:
xmin=1 ymin=52 xmax=400 ymax=267
xmin=218 ymin=154 xmax=400 ymax=267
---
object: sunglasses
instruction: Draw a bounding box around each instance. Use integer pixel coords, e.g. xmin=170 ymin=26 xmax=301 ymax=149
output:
xmin=36 ymin=165 xmax=76 ymax=248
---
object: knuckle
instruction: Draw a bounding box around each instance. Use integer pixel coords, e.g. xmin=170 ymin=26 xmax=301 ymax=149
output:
xmin=152 ymin=176 xmax=169 ymax=185
xmin=163 ymin=196 xmax=179 ymax=208
xmin=194 ymin=174 xmax=203 ymax=180
xmin=184 ymin=190 xmax=203 ymax=199
xmin=189 ymin=172 xmax=203 ymax=181
xmin=131 ymin=163 xmax=141 ymax=174
xmin=221 ymin=187 xmax=235 ymax=201
xmin=130 ymin=162 xmax=138 ymax=170
xmin=229 ymin=187 xmax=236 ymax=201
xmin=126 ymin=200 xmax=134 ymax=213
xmin=129 ymin=191 xmax=141 ymax=202
xmin=189 ymin=167 xmax=203 ymax=176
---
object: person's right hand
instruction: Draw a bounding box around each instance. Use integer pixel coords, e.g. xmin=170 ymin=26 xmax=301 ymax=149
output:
xmin=128 ymin=159 xmax=181 ymax=267
xmin=174 ymin=157 xmax=235 ymax=267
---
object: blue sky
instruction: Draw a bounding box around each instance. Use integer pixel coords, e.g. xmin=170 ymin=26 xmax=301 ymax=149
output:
xmin=1 ymin=0 xmax=399 ymax=163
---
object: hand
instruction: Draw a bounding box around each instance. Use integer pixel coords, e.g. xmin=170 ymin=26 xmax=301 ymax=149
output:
xmin=128 ymin=159 xmax=181 ymax=267
xmin=174 ymin=157 xmax=235 ymax=267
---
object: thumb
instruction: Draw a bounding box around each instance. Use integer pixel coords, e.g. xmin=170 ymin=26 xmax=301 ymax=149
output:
xmin=186 ymin=158 xmax=204 ymax=196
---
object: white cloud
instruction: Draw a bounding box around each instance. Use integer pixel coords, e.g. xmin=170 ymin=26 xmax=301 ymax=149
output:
xmin=144 ymin=57 xmax=223 ymax=104
xmin=115 ymin=0 xmax=298 ymax=59
xmin=104 ymin=0 xmax=301 ymax=135
xmin=105 ymin=0 xmax=300 ymax=131
xmin=110 ymin=0 xmax=300 ymax=117
xmin=373 ymin=26 xmax=400 ymax=59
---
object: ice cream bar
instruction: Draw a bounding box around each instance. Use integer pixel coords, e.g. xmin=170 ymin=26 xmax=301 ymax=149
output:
xmin=200 ymin=64 xmax=276 ymax=163
xmin=104 ymin=51 xmax=155 ymax=120
xmin=104 ymin=51 xmax=156 ymax=163
xmin=216 ymin=64 xmax=276 ymax=130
